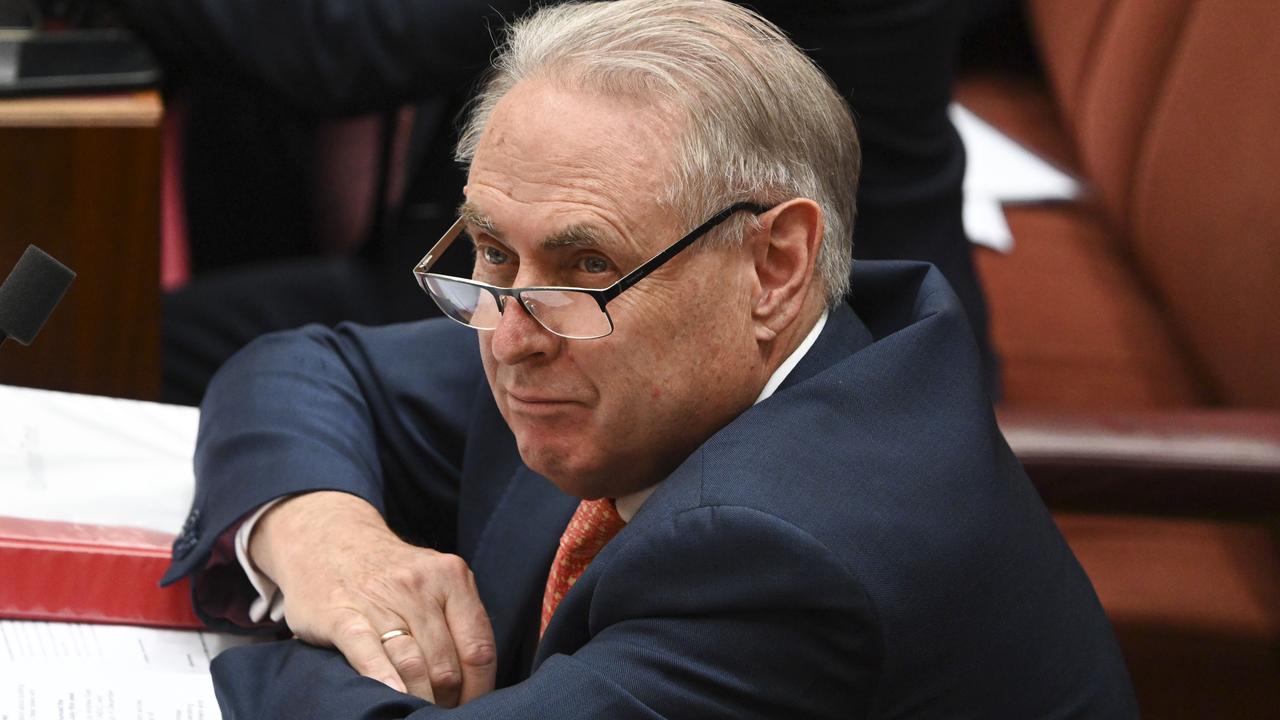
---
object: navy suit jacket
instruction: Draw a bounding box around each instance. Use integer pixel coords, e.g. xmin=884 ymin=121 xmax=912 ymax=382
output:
xmin=164 ymin=261 xmax=1135 ymax=718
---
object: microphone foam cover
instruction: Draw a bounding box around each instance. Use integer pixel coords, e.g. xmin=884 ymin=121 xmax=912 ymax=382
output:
xmin=0 ymin=245 xmax=76 ymax=345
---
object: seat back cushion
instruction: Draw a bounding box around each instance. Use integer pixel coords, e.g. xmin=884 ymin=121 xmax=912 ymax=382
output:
xmin=1127 ymin=3 xmax=1280 ymax=407
xmin=1031 ymin=0 xmax=1280 ymax=406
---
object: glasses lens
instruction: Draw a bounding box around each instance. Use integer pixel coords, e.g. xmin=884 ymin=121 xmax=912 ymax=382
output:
xmin=522 ymin=289 xmax=612 ymax=339
xmin=424 ymin=275 xmax=501 ymax=329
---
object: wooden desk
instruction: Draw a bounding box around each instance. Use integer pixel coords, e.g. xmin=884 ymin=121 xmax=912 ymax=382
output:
xmin=0 ymin=91 xmax=162 ymax=400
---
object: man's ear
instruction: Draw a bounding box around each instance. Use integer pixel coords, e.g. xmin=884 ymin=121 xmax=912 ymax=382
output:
xmin=750 ymin=198 xmax=823 ymax=342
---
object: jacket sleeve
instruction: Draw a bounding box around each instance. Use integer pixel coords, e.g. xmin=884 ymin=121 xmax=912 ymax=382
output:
xmin=207 ymin=505 xmax=879 ymax=719
xmin=162 ymin=319 xmax=488 ymax=624
xmin=109 ymin=0 xmax=536 ymax=114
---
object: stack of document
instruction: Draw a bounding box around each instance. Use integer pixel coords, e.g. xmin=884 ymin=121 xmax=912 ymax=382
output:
xmin=0 ymin=384 xmax=198 ymax=533
xmin=0 ymin=384 xmax=251 ymax=719
xmin=1 ymin=619 xmax=253 ymax=718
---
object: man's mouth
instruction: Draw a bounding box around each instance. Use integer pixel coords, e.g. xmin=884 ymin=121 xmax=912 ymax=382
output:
xmin=505 ymin=388 xmax=583 ymax=407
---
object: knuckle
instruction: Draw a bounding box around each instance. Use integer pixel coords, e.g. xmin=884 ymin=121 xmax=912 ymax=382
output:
xmin=458 ymin=641 xmax=497 ymax=668
xmin=432 ymin=554 xmax=471 ymax=582
xmin=392 ymin=653 xmax=430 ymax=679
xmin=334 ymin=617 xmax=376 ymax=645
xmin=430 ymin=664 xmax=463 ymax=691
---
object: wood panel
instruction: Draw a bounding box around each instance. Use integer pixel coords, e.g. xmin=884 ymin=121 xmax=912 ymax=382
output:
xmin=0 ymin=92 xmax=162 ymax=400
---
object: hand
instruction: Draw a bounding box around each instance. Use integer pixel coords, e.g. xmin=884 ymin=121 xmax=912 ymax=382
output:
xmin=248 ymin=491 xmax=497 ymax=707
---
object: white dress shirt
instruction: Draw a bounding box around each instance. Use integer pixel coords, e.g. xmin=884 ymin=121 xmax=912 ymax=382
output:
xmin=236 ymin=310 xmax=829 ymax=623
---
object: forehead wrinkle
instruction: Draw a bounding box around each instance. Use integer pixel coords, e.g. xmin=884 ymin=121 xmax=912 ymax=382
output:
xmin=460 ymin=194 xmax=619 ymax=248
xmin=463 ymin=192 xmax=625 ymax=254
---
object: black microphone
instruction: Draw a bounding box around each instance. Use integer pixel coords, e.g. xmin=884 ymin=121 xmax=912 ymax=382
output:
xmin=0 ymin=245 xmax=76 ymax=347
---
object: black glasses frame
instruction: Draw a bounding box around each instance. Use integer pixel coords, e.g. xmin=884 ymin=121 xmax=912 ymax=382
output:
xmin=412 ymin=201 xmax=770 ymax=337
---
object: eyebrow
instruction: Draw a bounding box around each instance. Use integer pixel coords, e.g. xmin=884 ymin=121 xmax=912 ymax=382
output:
xmin=458 ymin=201 xmax=612 ymax=251
xmin=543 ymin=225 xmax=605 ymax=250
xmin=459 ymin=203 xmax=498 ymax=237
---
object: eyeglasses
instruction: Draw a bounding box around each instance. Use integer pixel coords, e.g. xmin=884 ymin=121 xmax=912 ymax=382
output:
xmin=412 ymin=202 xmax=769 ymax=339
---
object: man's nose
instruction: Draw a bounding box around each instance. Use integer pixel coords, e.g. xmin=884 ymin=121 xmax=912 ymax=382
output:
xmin=489 ymin=294 xmax=559 ymax=364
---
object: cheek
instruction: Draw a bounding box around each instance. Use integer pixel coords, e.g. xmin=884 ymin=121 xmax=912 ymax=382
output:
xmin=602 ymin=283 xmax=755 ymax=409
xmin=478 ymin=334 xmax=500 ymax=395
xmin=603 ymin=332 xmax=730 ymax=422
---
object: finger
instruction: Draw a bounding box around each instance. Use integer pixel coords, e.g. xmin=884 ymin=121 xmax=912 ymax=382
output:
xmin=442 ymin=575 xmax=498 ymax=704
xmin=380 ymin=632 xmax=437 ymax=703
xmin=358 ymin=604 xmax=439 ymax=703
xmin=404 ymin=610 xmax=463 ymax=707
xmin=325 ymin=609 xmax=408 ymax=694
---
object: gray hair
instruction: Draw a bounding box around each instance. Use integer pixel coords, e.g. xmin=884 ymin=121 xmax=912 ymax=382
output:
xmin=457 ymin=0 xmax=860 ymax=306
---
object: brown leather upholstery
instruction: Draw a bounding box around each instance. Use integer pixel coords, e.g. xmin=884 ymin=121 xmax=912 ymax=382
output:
xmin=1017 ymin=0 xmax=1110 ymax=135
xmin=1127 ymin=3 xmax=1280 ymax=408
xmin=960 ymin=2 xmax=1280 ymax=715
xmin=1041 ymin=0 xmax=1193 ymax=230
xmin=1000 ymin=405 xmax=1280 ymax=718
xmin=989 ymin=203 xmax=1209 ymax=409
xmin=1055 ymin=514 xmax=1280 ymax=719
xmin=1001 ymin=409 xmax=1280 ymax=516
xmin=972 ymin=1 xmax=1280 ymax=409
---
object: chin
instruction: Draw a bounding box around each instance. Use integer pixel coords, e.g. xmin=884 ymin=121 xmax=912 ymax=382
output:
xmin=515 ymin=436 xmax=624 ymax=500
xmin=521 ymin=447 xmax=604 ymax=498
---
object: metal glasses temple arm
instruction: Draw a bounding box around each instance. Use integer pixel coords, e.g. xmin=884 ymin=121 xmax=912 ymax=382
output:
xmin=602 ymin=202 xmax=770 ymax=301
xmin=413 ymin=217 xmax=468 ymax=275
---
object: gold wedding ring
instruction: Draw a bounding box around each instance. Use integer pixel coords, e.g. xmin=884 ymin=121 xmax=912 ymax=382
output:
xmin=379 ymin=629 xmax=411 ymax=643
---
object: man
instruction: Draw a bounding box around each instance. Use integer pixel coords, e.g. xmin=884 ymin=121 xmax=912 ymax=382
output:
xmin=164 ymin=1 xmax=1135 ymax=717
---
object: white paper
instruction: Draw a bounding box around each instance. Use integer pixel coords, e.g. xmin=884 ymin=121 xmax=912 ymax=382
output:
xmin=3 ymin=672 xmax=217 ymax=720
xmin=0 ymin=621 xmax=249 ymax=671
xmin=960 ymin=195 xmax=1015 ymax=254
xmin=951 ymin=102 xmax=1085 ymax=252
xmin=0 ymin=620 xmax=255 ymax=720
xmin=0 ymin=385 xmax=199 ymax=534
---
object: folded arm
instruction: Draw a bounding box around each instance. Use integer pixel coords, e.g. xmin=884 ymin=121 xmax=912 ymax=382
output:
xmin=166 ymin=319 xmax=493 ymax=703
xmin=211 ymin=504 xmax=878 ymax=719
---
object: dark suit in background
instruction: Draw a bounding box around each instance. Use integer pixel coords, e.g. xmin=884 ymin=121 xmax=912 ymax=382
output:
xmin=112 ymin=0 xmax=995 ymax=404
xmin=165 ymin=262 xmax=1132 ymax=718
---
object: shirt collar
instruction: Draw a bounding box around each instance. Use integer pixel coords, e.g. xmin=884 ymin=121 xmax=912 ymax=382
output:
xmin=614 ymin=310 xmax=830 ymax=522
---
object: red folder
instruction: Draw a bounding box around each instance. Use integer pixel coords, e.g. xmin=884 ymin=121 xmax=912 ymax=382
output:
xmin=0 ymin=516 xmax=202 ymax=629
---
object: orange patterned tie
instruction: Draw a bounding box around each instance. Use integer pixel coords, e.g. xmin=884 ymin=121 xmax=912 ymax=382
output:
xmin=540 ymin=498 xmax=626 ymax=637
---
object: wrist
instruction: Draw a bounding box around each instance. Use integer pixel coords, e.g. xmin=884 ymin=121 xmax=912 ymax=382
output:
xmin=249 ymin=491 xmax=386 ymax=587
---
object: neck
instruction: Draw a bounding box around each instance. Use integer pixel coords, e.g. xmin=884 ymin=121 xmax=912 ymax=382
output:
xmin=758 ymin=296 xmax=826 ymax=382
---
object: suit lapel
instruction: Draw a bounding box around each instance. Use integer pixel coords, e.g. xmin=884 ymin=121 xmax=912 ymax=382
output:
xmin=778 ymin=302 xmax=873 ymax=392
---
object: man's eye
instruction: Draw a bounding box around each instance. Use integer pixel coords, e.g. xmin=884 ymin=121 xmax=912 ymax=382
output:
xmin=579 ymin=256 xmax=611 ymax=274
xmin=481 ymin=246 xmax=510 ymax=265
